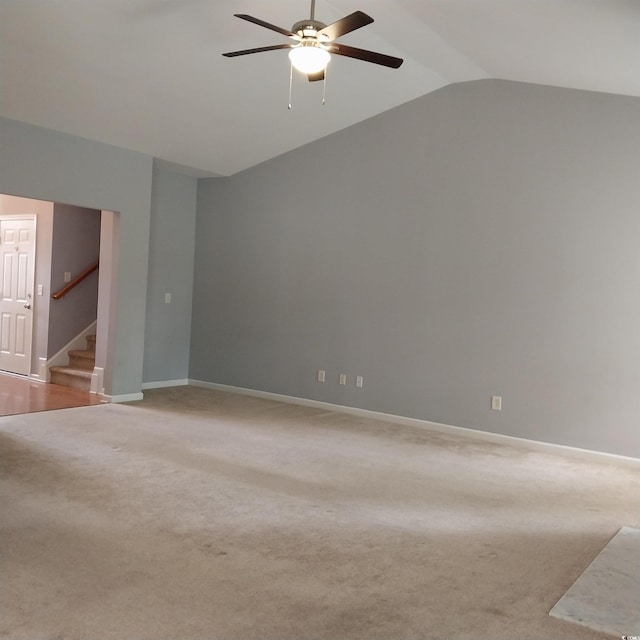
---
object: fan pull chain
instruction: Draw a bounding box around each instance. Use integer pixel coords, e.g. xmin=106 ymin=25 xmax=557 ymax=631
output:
xmin=288 ymin=62 xmax=294 ymax=109
xmin=322 ymin=66 xmax=327 ymax=105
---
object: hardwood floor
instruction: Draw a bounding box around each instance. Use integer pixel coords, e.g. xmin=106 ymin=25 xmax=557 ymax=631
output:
xmin=0 ymin=373 xmax=104 ymax=417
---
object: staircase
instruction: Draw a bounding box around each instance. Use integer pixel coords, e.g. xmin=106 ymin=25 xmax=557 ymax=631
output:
xmin=50 ymin=334 xmax=96 ymax=391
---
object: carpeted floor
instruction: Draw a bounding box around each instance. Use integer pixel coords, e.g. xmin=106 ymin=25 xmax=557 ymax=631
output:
xmin=1 ymin=385 xmax=638 ymax=639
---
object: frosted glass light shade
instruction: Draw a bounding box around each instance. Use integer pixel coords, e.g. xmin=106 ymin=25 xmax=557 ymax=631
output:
xmin=289 ymin=45 xmax=331 ymax=74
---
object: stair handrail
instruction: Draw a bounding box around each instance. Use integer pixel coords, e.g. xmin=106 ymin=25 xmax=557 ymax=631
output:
xmin=51 ymin=261 xmax=99 ymax=300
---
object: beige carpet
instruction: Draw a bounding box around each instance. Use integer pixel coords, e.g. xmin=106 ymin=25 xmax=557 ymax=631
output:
xmin=1 ymin=385 xmax=638 ymax=640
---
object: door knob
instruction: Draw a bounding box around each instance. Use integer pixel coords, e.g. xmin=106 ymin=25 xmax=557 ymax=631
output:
xmin=24 ymin=303 xmax=31 ymax=310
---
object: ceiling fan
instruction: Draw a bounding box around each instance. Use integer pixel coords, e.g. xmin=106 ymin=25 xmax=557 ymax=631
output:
xmin=222 ymin=0 xmax=403 ymax=83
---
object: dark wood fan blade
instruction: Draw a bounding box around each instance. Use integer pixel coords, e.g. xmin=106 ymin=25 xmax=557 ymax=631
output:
xmin=307 ymin=70 xmax=325 ymax=82
xmin=327 ymin=43 xmax=403 ymax=68
xmin=222 ymin=44 xmax=294 ymax=57
xmin=234 ymin=14 xmax=300 ymax=40
xmin=317 ymin=11 xmax=373 ymax=41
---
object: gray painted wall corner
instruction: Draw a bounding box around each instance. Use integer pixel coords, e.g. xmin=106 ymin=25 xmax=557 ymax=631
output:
xmin=190 ymin=80 xmax=640 ymax=457
xmin=143 ymin=164 xmax=198 ymax=383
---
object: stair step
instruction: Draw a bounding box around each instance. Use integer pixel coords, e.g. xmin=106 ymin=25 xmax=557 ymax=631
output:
xmin=68 ymin=349 xmax=96 ymax=370
xmin=50 ymin=366 xmax=92 ymax=392
xmin=86 ymin=334 xmax=96 ymax=351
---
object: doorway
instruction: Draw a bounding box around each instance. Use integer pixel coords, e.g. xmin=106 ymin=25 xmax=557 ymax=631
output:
xmin=0 ymin=195 xmax=116 ymax=401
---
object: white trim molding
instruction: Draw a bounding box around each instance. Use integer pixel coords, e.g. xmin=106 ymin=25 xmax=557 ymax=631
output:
xmin=90 ymin=366 xmax=104 ymax=395
xmin=106 ymin=392 xmax=144 ymax=403
xmin=189 ymin=380 xmax=640 ymax=470
xmin=29 ymin=357 xmax=49 ymax=383
xmin=141 ymin=379 xmax=189 ymax=390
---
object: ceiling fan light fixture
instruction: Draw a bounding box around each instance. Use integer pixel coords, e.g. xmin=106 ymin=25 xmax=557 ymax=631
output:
xmin=288 ymin=42 xmax=330 ymax=74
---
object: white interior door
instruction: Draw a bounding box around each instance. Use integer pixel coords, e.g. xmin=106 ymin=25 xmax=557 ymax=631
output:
xmin=0 ymin=217 xmax=36 ymax=375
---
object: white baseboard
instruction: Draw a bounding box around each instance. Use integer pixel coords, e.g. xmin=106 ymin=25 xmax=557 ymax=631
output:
xmin=141 ymin=379 xmax=189 ymax=390
xmin=91 ymin=366 xmax=104 ymax=395
xmin=106 ymin=392 xmax=144 ymax=403
xmin=189 ymin=380 xmax=640 ymax=470
xmin=29 ymin=357 xmax=48 ymax=382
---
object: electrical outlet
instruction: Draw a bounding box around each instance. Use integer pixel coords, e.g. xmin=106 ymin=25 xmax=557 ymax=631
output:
xmin=491 ymin=396 xmax=502 ymax=411
xmin=164 ymin=293 xmax=172 ymax=304
xmin=356 ymin=375 xmax=364 ymax=388
xmin=317 ymin=369 xmax=325 ymax=383
xmin=63 ymin=272 xmax=71 ymax=283
xmin=339 ymin=373 xmax=347 ymax=386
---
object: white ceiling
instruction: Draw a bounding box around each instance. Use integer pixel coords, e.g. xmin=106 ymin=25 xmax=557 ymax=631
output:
xmin=1 ymin=0 xmax=639 ymax=177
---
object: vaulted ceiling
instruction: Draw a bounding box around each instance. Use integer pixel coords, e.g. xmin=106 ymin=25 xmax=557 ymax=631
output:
xmin=2 ymin=1 xmax=638 ymax=177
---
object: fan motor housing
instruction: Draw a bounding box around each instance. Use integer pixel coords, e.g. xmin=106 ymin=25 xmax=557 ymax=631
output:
xmin=291 ymin=19 xmax=327 ymax=39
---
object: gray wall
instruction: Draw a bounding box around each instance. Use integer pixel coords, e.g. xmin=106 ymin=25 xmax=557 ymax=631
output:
xmin=192 ymin=79 xmax=640 ymax=457
xmin=143 ymin=164 xmax=197 ymax=383
xmin=48 ymin=204 xmax=101 ymax=356
xmin=0 ymin=116 xmax=153 ymax=397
